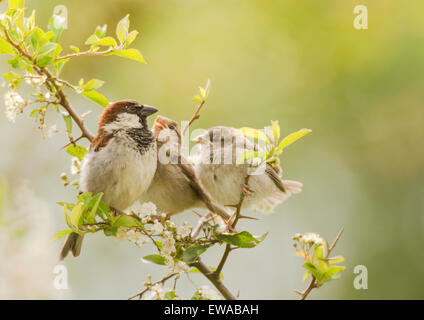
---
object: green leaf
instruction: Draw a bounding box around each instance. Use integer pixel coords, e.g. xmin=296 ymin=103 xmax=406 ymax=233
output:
xmin=83 ymin=79 xmax=104 ymax=91
xmin=36 ymin=56 xmax=54 ymax=67
xmin=85 ymin=193 xmax=103 ymax=224
xmin=215 ymin=231 xmax=267 ymax=248
xmin=109 ymin=48 xmax=146 ymax=64
xmin=165 ymin=291 xmax=176 ymax=300
xmin=125 ymin=30 xmax=138 ymax=47
xmin=276 ymin=128 xmax=312 ymax=154
xmin=70 ymin=45 xmax=80 ymax=53
xmin=70 ymin=204 xmax=83 ymax=228
xmin=116 ymin=14 xmax=130 ymax=44
xmin=81 ymin=90 xmax=109 ymax=107
xmin=111 ymin=215 xmax=142 ymax=228
xmin=101 ymin=226 xmax=116 ymax=236
xmin=314 ymin=244 xmax=325 ymax=260
xmin=95 ymin=24 xmax=107 ymax=39
xmin=50 ymin=229 xmax=73 ymax=242
xmin=235 ymin=127 xmax=270 ymax=145
xmin=142 ymin=254 xmax=166 ymax=265
xmin=66 ymin=145 xmax=87 ymax=161
xmin=0 ymin=38 xmax=16 ymax=55
xmin=183 ymin=244 xmax=209 ymax=263
xmin=29 ymin=109 xmax=39 ymax=118
xmin=62 ymin=114 xmax=72 ymax=134
xmin=318 ymin=265 xmax=346 ymax=285
xmin=328 ymin=256 xmax=345 ymax=264
xmin=94 ymin=37 xmax=117 ymax=47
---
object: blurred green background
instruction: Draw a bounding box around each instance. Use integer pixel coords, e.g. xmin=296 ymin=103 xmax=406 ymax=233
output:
xmin=1 ymin=0 xmax=423 ymax=299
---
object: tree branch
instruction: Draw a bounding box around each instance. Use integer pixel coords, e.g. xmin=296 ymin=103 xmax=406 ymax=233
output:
xmin=191 ymin=258 xmax=237 ymax=300
xmin=2 ymin=25 xmax=95 ymax=143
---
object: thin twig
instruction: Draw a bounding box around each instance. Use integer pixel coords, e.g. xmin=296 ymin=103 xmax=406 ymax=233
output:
xmin=191 ymin=258 xmax=237 ymax=300
xmin=128 ymin=273 xmax=178 ymax=300
xmin=182 ymin=99 xmax=205 ymax=135
xmin=55 ymin=48 xmax=114 ymax=61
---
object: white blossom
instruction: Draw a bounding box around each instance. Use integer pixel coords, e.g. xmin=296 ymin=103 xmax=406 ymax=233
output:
xmin=176 ymin=222 xmax=191 ymax=239
xmin=4 ymin=90 xmax=26 ymax=122
xmin=161 ymin=232 xmax=176 ymax=256
xmin=115 ymin=226 xmax=129 ymax=240
xmin=198 ymin=285 xmax=223 ymax=300
xmin=140 ymin=202 xmax=157 ymax=216
xmin=302 ymin=232 xmax=324 ymax=245
xmin=143 ymin=283 xmax=171 ymax=300
xmin=151 ymin=221 xmax=164 ymax=234
xmin=25 ymin=75 xmax=46 ymax=87
xmin=173 ymin=261 xmax=189 ymax=273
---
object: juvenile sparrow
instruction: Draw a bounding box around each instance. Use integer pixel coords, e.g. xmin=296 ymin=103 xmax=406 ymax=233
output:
xmin=193 ymin=126 xmax=303 ymax=213
xmin=139 ymin=116 xmax=231 ymax=220
xmin=60 ymin=100 xmax=158 ymax=260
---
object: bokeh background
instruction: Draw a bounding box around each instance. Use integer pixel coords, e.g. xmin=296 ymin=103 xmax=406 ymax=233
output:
xmin=1 ymin=0 xmax=423 ymax=299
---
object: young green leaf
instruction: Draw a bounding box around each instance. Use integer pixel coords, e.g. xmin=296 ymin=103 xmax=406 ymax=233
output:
xmin=111 ymin=215 xmax=142 ymax=228
xmin=0 ymin=38 xmax=16 ymax=55
xmin=50 ymin=229 xmax=73 ymax=243
xmin=116 ymin=14 xmax=130 ymax=44
xmin=81 ymin=90 xmax=109 ymax=107
xmin=215 ymin=231 xmax=267 ymax=248
xmin=165 ymin=291 xmax=176 ymax=300
xmin=109 ymin=48 xmax=146 ymax=64
xmin=66 ymin=145 xmax=87 ymax=161
xmin=183 ymin=244 xmax=209 ymax=263
xmin=83 ymin=79 xmax=104 ymax=91
xmin=70 ymin=204 xmax=83 ymax=228
xmin=125 ymin=30 xmax=138 ymax=47
xmin=235 ymin=127 xmax=270 ymax=145
xmin=94 ymin=37 xmax=117 ymax=48
xmin=142 ymin=254 xmax=166 ymax=265
xmin=276 ymin=128 xmax=312 ymax=154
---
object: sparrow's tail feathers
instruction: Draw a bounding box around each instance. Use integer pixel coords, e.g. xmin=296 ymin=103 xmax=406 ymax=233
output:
xmin=59 ymin=232 xmax=84 ymax=260
xmin=251 ymin=180 xmax=303 ymax=214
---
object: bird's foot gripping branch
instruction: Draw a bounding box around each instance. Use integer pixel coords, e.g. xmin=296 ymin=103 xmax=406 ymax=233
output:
xmin=1 ymin=1 xmax=346 ymax=300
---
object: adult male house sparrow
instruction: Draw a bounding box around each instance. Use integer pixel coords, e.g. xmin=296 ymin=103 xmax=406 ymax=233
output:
xmin=60 ymin=100 xmax=158 ymax=260
xmin=139 ymin=116 xmax=231 ymax=220
xmin=193 ymin=126 xmax=303 ymax=213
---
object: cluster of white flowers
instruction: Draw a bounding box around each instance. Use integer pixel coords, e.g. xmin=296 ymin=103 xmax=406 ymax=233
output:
xmin=70 ymin=157 xmax=81 ymax=175
xmin=176 ymin=221 xmax=191 ymax=239
xmin=4 ymin=90 xmax=26 ymax=122
xmin=116 ymin=226 xmax=150 ymax=248
xmin=293 ymin=232 xmax=324 ymax=246
xmin=143 ymin=283 xmax=175 ymax=300
xmin=25 ymin=74 xmax=46 ymax=87
xmin=197 ymin=286 xmax=223 ymax=300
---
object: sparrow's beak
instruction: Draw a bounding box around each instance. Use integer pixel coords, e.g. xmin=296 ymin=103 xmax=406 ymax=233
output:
xmin=154 ymin=116 xmax=168 ymax=132
xmin=141 ymin=105 xmax=158 ymax=116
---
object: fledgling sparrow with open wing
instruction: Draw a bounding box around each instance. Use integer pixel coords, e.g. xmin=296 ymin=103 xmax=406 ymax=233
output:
xmin=139 ymin=116 xmax=231 ymax=220
xmin=193 ymin=126 xmax=303 ymax=213
xmin=60 ymin=100 xmax=158 ymax=260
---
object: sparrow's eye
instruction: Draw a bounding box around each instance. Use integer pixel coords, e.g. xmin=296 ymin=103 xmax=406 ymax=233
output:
xmin=169 ymin=125 xmax=175 ymax=130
